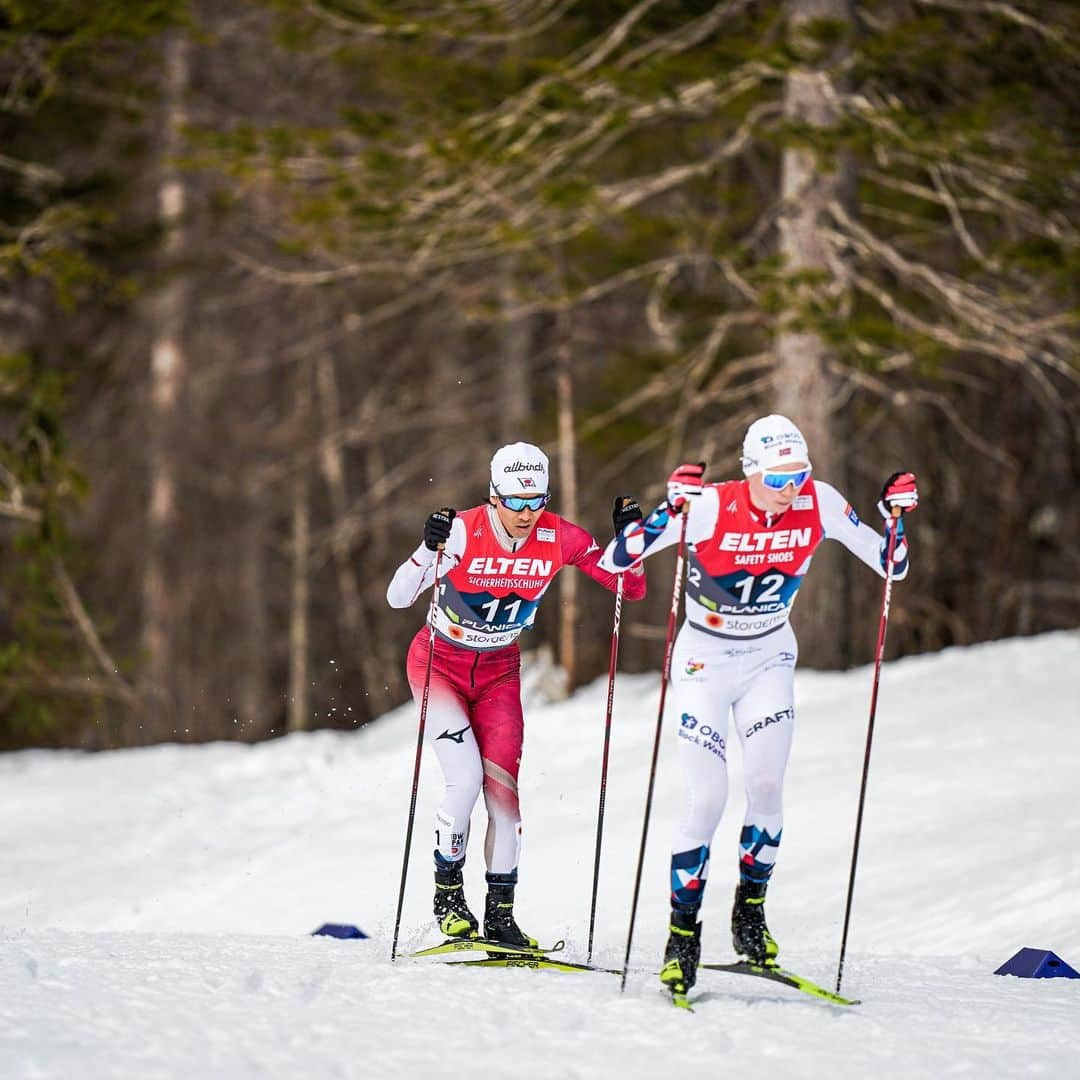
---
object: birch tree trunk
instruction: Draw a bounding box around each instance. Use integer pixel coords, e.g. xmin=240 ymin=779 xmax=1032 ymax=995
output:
xmin=140 ymin=30 xmax=191 ymax=739
xmin=774 ymin=0 xmax=854 ymax=668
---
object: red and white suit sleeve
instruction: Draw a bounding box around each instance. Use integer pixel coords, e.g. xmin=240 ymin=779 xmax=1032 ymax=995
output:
xmin=385 ymin=517 xmax=467 ymax=609
xmin=598 ymin=487 xmax=720 ymax=574
xmin=561 ymin=519 xmax=647 ymax=600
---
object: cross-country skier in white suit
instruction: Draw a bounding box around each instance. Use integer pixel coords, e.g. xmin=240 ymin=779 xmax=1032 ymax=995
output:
xmin=599 ymin=414 xmax=918 ymax=998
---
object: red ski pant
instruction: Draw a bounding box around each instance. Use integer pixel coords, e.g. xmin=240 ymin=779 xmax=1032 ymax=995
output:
xmin=407 ymin=629 xmax=524 ymax=875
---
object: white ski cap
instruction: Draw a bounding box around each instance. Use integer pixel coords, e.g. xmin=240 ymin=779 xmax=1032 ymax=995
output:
xmin=741 ymin=415 xmax=811 ymax=475
xmin=490 ymin=442 xmax=550 ymax=497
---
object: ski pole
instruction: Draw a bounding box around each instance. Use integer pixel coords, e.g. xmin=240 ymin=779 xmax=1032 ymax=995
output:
xmin=586 ymin=571 xmax=625 ymax=967
xmin=620 ymin=504 xmax=691 ymax=992
xmin=835 ymin=507 xmax=902 ymax=993
xmin=390 ymin=544 xmax=444 ymax=962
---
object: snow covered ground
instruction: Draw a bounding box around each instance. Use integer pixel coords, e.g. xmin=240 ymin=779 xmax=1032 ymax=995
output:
xmin=3 ymin=631 xmax=1079 ymax=1078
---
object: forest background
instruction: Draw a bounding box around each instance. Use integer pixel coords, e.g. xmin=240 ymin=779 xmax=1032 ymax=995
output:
xmin=1 ymin=0 xmax=1076 ymax=750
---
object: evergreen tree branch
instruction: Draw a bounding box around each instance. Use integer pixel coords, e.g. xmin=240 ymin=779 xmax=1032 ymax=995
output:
xmin=473 ymin=253 xmax=709 ymax=322
xmin=0 ymin=499 xmax=41 ymax=523
xmin=599 ymin=101 xmax=781 ymax=212
xmin=826 ymin=358 xmax=1018 ymax=469
xmin=913 ymin=0 xmax=1080 ymax=57
xmin=302 ymin=0 xmax=578 ymax=44
xmin=0 ymin=153 xmax=62 ymax=186
xmin=843 ymin=262 xmax=1069 ymax=417
xmin=828 ymin=200 xmax=1075 ymax=365
xmin=615 ymin=0 xmax=757 ymax=70
xmin=578 ymin=312 xmax=764 ymax=441
xmin=52 ymin=558 xmax=137 ymax=705
xmin=928 ymin=165 xmax=1000 ymax=272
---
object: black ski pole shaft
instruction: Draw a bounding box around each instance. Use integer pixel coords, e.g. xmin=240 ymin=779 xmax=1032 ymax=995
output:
xmin=586 ymin=572 xmax=626 ymax=967
xmin=620 ymin=507 xmax=690 ymax=992
xmin=835 ymin=508 xmax=902 ymax=993
xmin=390 ymin=546 xmax=443 ymax=962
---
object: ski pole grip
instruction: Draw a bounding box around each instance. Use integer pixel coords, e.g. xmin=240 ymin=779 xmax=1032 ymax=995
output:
xmin=438 ymin=506 xmax=456 ymax=550
xmin=680 ymin=462 xmax=706 ymax=515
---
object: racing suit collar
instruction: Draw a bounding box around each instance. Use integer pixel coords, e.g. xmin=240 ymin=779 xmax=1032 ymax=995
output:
xmin=485 ymin=502 xmax=528 ymax=553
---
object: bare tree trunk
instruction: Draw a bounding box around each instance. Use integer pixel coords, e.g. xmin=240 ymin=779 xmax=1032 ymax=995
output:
xmin=774 ymin=0 xmax=854 ymax=668
xmin=425 ymin=302 xmax=468 ymax=498
xmin=238 ymin=502 xmax=269 ymax=738
xmin=140 ymin=31 xmax=191 ymax=740
xmin=498 ymin=266 xmax=531 ymax=443
xmin=315 ymin=354 xmax=391 ymax=711
xmin=555 ymin=324 xmax=577 ymax=694
xmin=287 ymin=362 xmax=313 ymax=733
xmin=357 ymin=388 xmax=404 ymax=702
xmin=494 ymin=16 xmax=531 ymax=448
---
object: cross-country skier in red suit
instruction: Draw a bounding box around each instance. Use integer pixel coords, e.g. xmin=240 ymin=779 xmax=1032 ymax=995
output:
xmin=599 ymin=415 xmax=918 ymax=998
xmin=387 ymin=442 xmax=647 ymax=947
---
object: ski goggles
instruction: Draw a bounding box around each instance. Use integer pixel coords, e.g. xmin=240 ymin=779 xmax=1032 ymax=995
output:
xmin=497 ymin=493 xmax=549 ymax=512
xmin=762 ymin=466 xmax=812 ymax=491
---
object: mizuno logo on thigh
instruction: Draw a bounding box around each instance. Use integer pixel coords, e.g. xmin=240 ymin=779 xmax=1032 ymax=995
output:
xmin=437 ymin=725 xmax=471 ymax=744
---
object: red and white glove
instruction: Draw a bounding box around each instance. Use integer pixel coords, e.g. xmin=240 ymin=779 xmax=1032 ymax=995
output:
xmin=878 ymin=472 xmax=918 ymax=517
xmin=667 ymin=462 xmax=705 ymax=512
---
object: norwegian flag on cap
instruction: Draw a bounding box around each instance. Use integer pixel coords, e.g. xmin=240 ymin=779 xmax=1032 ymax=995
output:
xmin=741 ymin=415 xmax=811 ymax=475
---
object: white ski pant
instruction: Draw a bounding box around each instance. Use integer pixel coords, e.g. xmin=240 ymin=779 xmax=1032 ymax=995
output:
xmin=668 ymin=622 xmax=797 ymax=908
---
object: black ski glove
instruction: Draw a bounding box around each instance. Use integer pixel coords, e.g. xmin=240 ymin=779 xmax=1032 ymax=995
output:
xmin=612 ymin=496 xmax=643 ymax=535
xmin=423 ymin=507 xmax=456 ymax=551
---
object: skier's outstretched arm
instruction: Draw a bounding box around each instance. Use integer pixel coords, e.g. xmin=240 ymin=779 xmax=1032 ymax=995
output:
xmin=816 ymin=474 xmax=917 ymax=580
xmin=385 ymin=509 xmax=464 ymax=608
xmin=599 ymin=465 xmax=717 ymax=573
xmin=562 ymin=501 xmax=647 ymax=599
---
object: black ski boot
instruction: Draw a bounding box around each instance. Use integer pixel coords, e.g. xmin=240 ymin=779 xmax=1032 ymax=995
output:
xmin=433 ymin=854 xmax=479 ymax=939
xmin=731 ymin=880 xmax=778 ymax=965
xmin=659 ymin=907 xmax=702 ymax=995
xmin=483 ymin=873 xmax=538 ymax=951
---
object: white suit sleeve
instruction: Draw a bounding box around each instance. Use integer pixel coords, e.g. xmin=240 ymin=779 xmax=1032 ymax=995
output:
xmin=816 ymin=481 xmax=909 ymax=580
xmin=385 ymin=517 xmax=466 ymax=608
xmin=599 ymin=487 xmax=719 ymax=572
